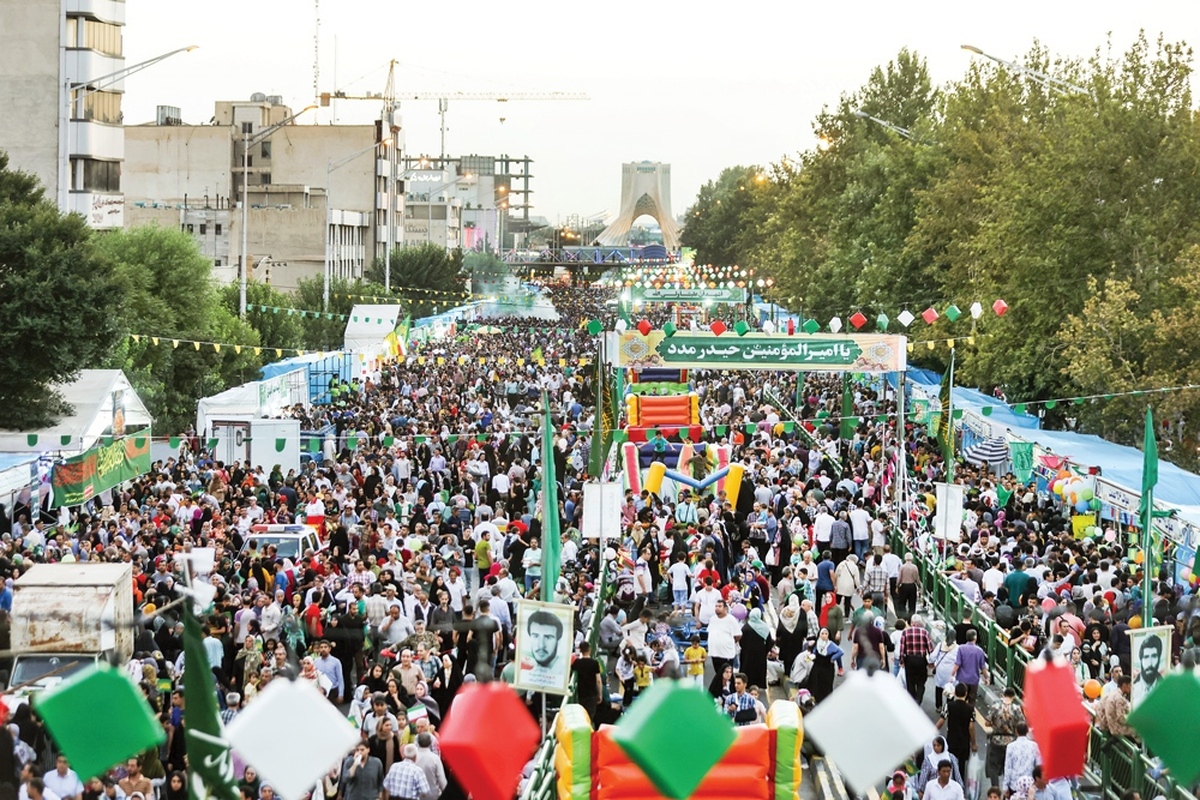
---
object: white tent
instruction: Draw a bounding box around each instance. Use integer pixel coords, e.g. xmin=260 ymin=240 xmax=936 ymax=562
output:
xmin=196 ymin=368 xmax=308 ymax=435
xmin=0 ymin=370 xmax=152 ymax=455
xmin=343 ymin=305 xmax=402 ymax=353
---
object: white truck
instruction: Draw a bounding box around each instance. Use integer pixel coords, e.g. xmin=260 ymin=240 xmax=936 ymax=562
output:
xmin=3 ymin=563 xmax=135 ymax=708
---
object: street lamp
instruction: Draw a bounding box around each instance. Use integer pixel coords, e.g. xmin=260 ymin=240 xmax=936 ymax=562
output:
xmin=852 ymin=109 xmax=916 ymax=140
xmin=325 ymin=137 xmax=393 ymax=309
xmin=239 ymin=103 xmax=317 ymax=318
xmin=60 ymin=45 xmax=198 ymax=212
xmin=961 ymin=44 xmax=1091 ymax=96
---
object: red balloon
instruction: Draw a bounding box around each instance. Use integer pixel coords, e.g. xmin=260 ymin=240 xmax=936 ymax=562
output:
xmin=439 ymin=683 xmax=542 ymax=800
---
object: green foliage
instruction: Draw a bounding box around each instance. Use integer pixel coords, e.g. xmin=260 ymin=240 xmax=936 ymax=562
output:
xmin=366 ymin=244 xmax=465 ymax=318
xmin=689 ymin=35 xmax=1200 ymax=427
xmin=97 ymin=225 xmax=261 ymax=433
xmin=222 ymin=281 xmax=304 ymax=355
xmin=292 ymin=276 xmax=389 ymax=350
xmin=0 ymin=151 xmax=123 ymax=428
xmin=463 ymin=250 xmax=512 ymax=295
xmin=681 ymin=165 xmax=765 ymax=267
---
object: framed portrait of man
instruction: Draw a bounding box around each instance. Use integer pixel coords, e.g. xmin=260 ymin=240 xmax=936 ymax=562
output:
xmin=1128 ymin=625 xmax=1172 ymax=709
xmin=514 ymin=599 xmax=574 ymax=695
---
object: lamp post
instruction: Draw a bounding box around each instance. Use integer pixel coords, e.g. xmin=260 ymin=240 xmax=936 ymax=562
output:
xmin=961 ymin=44 xmax=1091 ymax=96
xmin=852 ymin=109 xmax=916 ymax=140
xmin=61 ymin=45 xmax=198 ymax=213
xmin=239 ymin=104 xmax=317 ymax=318
xmin=325 ymin=137 xmax=393 ymax=310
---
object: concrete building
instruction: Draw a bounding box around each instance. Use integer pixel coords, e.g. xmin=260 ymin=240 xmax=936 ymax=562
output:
xmin=0 ymin=0 xmax=128 ymax=228
xmin=123 ymin=96 xmax=405 ymax=291
xmin=400 ymin=154 xmax=536 ymax=253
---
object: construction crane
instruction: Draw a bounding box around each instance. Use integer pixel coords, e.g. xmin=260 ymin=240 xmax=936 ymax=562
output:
xmin=320 ymin=62 xmax=587 ymax=158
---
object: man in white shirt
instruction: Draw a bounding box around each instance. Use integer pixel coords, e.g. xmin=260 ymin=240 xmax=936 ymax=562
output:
xmin=667 ymin=554 xmax=693 ymax=609
xmin=813 ymin=509 xmax=835 ymax=548
xmin=924 ymin=759 xmax=965 ymax=800
xmin=43 ymin=756 xmax=84 ymax=800
xmin=691 ymin=579 xmax=722 ymax=626
xmin=706 ymin=599 xmax=742 ymax=678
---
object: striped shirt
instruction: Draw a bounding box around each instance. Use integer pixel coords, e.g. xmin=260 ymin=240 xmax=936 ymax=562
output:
xmin=382 ymin=761 xmax=429 ymax=800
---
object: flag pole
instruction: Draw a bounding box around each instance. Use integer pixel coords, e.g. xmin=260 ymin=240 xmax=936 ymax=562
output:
xmin=1140 ymin=406 xmax=1157 ymax=626
xmin=945 ymin=349 xmax=956 ymax=483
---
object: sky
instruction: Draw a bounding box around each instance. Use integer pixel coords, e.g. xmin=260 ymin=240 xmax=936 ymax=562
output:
xmin=122 ymin=1 xmax=1199 ymax=226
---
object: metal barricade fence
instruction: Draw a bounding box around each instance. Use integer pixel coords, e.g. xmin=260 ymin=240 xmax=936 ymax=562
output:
xmin=889 ymin=529 xmax=1197 ymax=800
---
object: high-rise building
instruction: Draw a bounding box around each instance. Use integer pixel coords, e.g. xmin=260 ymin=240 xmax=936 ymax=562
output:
xmin=0 ymin=0 xmax=127 ymax=228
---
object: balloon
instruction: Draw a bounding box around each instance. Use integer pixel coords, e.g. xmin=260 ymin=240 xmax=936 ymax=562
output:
xmin=1183 ymin=571 xmax=1193 ymax=584
xmin=1075 ymin=500 xmax=1090 ymax=514
xmin=1104 ymin=529 xmax=1116 ymax=542
xmin=1090 ymin=498 xmax=1102 ymax=511
xmin=1134 ymin=551 xmax=1145 ymax=565
xmin=1129 ymin=615 xmax=1142 ymax=629
xmin=1068 ymin=493 xmax=1079 ymax=505
xmin=1057 ymin=470 xmax=1072 ymax=482
xmin=1052 ymin=481 xmax=1064 ymax=496
xmin=1042 ymin=597 xmax=1058 ymax=613
xmin=1085 ymin=526 xmax=1098 ymax=537
xmin=1080 ymin=487 xmax=1095 ymax=501
xmin=1083 ymin=679 xmax=1103 ymax=700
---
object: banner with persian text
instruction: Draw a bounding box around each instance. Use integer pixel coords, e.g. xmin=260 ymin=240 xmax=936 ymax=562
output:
xmin=51 ymin=436 xmax=151 ymax=508
xmin=630 ymin=287 xmax=747 ymax=304
xmin=612 ymin=331 xmax=907 ymax=373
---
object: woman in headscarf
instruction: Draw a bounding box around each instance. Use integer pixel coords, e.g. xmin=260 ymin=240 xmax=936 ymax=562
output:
xmin=162 ymin=771 xmax=187 ymax=800
xmin=807 ymin=628 xmax=845 ymax=704
xmin=707 ymin=662 xmax=736 ymax=702
xmin=776 ymin=594 xmax=808 ymax=676
xmin=913 ymin=736 xmax=962 ymax=794
xmin=739 ymin=608 xmax=774 ymax=689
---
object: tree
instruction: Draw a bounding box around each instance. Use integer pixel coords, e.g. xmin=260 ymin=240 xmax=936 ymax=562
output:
xmin=0 ymin=151 xmax=123 ymax=428
xmin=222 ymin=281 xmax=304 ymax=357
xmin=366 ymin=244 xmax=466 ymax=317
xmin=681 ymin=165 xmax=764 ymax=267
xmin=291 ymin=276 xmax=389 ymax=351
xmin=98 ymin=225 xmax=260 ymax=434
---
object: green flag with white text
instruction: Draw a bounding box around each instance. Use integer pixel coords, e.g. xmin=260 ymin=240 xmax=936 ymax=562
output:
xmin=184 ymin=611 xmax=240 ymax=800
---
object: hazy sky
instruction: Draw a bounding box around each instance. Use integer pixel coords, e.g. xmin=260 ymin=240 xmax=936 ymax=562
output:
xmin=123 ymin=1 xmax=1198 ymax=225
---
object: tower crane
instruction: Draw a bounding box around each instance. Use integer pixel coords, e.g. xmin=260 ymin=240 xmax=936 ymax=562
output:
xmin=320 ymin=62 xmax=587 ymax=158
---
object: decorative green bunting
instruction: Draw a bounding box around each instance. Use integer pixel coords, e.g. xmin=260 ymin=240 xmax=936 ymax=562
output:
xmin=169 ymin=437 xmax=181 ymax=448
xmin=275 ymin=439 xmax=286 ymax=452
xmin=27 ymin=434 xmax=37 ymax=446
xmin=206 ymin=438 xmax=218 ymax=449
xmin=802 ymin=318 xmax=820 ymax=334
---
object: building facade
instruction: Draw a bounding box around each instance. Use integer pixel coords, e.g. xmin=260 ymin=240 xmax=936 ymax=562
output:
xmin=124 ymin=96 xmax=405 ymax=291
xmin=0 ymin=0 xmax=128 ymax=228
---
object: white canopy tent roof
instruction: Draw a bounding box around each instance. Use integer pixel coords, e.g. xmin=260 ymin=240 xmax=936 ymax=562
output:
xmin=0 ymin=370 xmax=151 ymax=455
xmin=343 ymin=305 xmax=402 ymax=353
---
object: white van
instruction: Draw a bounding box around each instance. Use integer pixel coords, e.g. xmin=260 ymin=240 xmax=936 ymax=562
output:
xmin=239 ymin=524 xmax=325 ymax=560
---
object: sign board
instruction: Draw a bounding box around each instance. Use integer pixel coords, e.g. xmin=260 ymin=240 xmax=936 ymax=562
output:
xmin=582 ymin=482 xmax=623 ymax=541
xmin=630 ymin=287 xmax=746 ymax=305
xmin=513 ymin=599 xmax=575 ymax=695
xmin=934 ymin=482 xmax=964 ymax=543
xmin=51 ymin=435 xmax=151 ymax=508
xmin=610 ymin=331 xmax=907 ymax=373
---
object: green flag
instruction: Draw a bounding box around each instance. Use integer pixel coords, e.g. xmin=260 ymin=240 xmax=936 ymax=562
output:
xmin=184 ymin=611 xmax=240 ymax=800
xmin=1140 ymin=407 xmax=1157 ymax=615
xmin=839 ymin=373 xmax=855 ymax=440
xmin=540 ymin=390 xmax=561 ymax=601
xmin=996 ymin=484 xmax=1014 ymax=509
xmin=937 ymin=351 xmax=956 ymax=479
xmin=1010 ymin=441 xmax=1034 ymax=484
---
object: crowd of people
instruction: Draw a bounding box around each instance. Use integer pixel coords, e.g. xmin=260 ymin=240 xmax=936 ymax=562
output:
xmin=0 ymin=282 xmax=1193 ymax=800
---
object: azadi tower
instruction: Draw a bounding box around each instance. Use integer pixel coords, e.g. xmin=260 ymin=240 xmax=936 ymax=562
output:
xmin=596 ymin=161 xmax=681 ymax=250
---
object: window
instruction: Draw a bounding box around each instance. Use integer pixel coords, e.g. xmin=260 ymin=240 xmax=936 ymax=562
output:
xmin=75 ymin=158 xmax=120 ymax=192
xmin=241 ymin=122 xmax=253 ymax=135
xmin=67 ymin=18 xmax=123 ymax=57
xmin=215 ymin=259 xmax=222 ymax=268
xmin=74 ymin=91 xmax=122 ymax=124
xmin=246 ymin=155 xmax=253 ymax=168
xmin=186 ymin=224 xmax=194 ymax=234
xmin=259 ymin=141 xmax=271 ymax=159
xmin=215 ymin=223 xmax=223 ymax=235
xmin=260 ymin=173 xmax=271 ymax=186
xmin=199 ymin=224 xmax=207 ymax=235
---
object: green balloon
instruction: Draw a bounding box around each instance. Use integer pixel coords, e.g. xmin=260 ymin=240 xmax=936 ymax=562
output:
xmin=1090 ymin=498 xmax=1102 ymax=511
xmin=1080 ymin=487 xmax=1095 ymax=501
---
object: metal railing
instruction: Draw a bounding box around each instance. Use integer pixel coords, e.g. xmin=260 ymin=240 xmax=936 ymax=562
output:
xmin=889 ymin=529 xmax=1197 ymax=800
